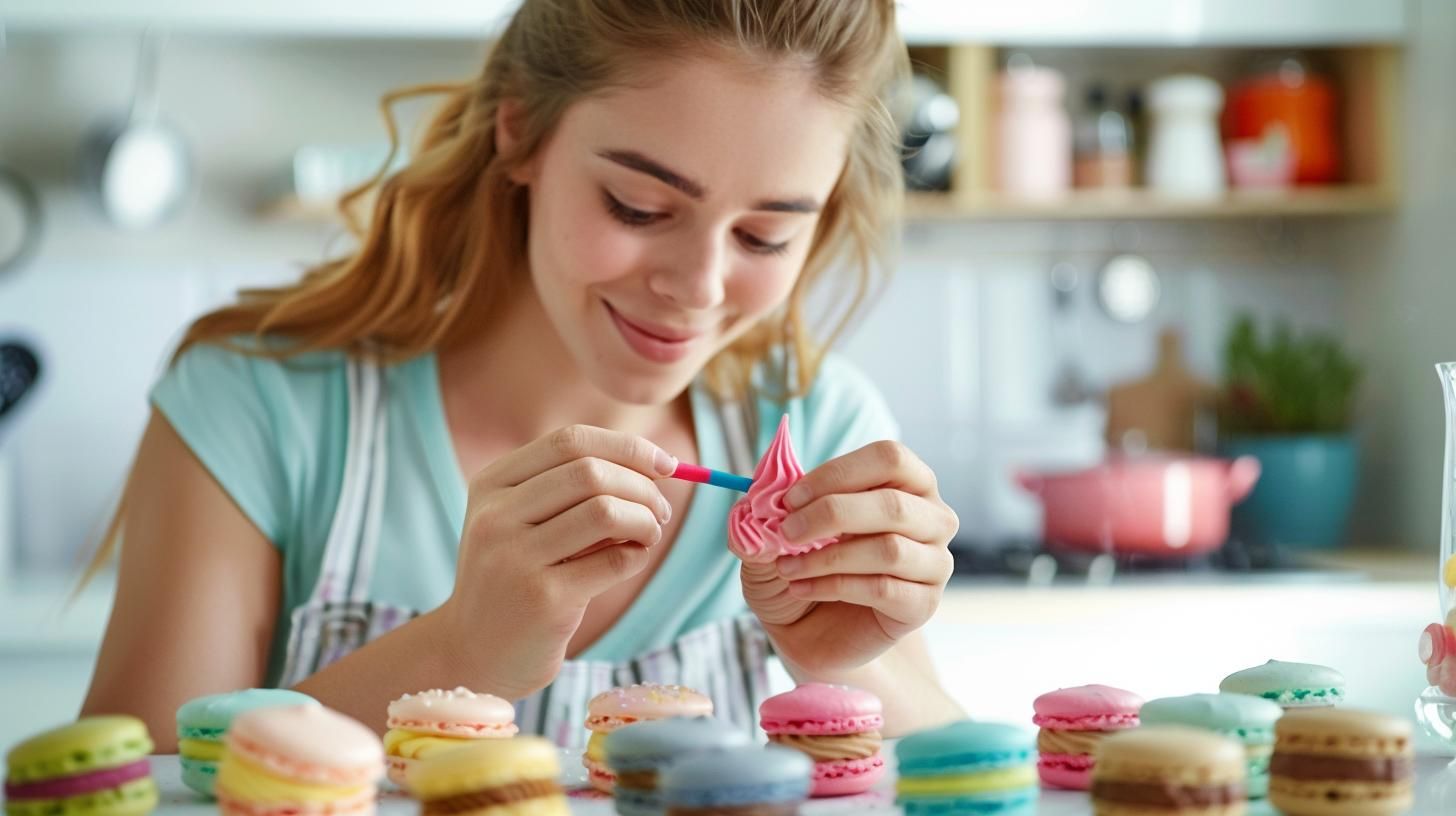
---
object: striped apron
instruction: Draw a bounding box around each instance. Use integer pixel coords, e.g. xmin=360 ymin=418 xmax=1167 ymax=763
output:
xmin=276 ymin=359 xmax=773 ymax=749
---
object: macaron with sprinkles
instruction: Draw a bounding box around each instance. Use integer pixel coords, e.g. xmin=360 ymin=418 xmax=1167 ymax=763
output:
xmin=582 ymin=684 xmax=712 ymax=793
xmin=760 ymin=683 xmax=885 ymax=797
xmin=1220 ymin=659 xmax=1346 ymax=709
xmin=175 ymin=689 xmax=317 ymax=798
xmin=5 ymin=716 xmax=158 ymax=816
xmin=383 ymin=687 xmax=517 ymax=790
xmin=896 ymin=720 xmax=1039 ymax=816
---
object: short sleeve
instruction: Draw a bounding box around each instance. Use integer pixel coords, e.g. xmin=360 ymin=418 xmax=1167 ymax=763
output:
xmin=149 ymin=343 xmax=291 ymax=544
xmin=794 ymin=353 xmax=902 ymax=467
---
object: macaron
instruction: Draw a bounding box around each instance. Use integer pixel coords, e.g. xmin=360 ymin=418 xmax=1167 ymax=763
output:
xmin=383 ymin=687 xmax=517 ymax=790
xmin=1140 ymin=693 xmax=1283 ymax=799
xmin=895 ymin=720 xmax=1040 ymax=816
xmin=1032 ymin=684 xmax=1143 ymax=790
xmin=216 ymin=704 xmax=383 ymax=816
xmin=659 ymin=745 xmax=812 ymax=816
xmin=5 ymin=716 xmax=158 ymax=816
xmin=604 ymin=717 xmax=750 ymax=816
xmin=583 ymin=684 xmax=713 ymax=793
xmin=175 ymin=688 xmax=317 ymax=798
xmin=408 ymin=736 xmax=567 ymax=816
xmin=1092 ymin=725 xmax=1246 ymax=816
xmin=1220 ymin=659 xmax=1347 ymax=709
xmin=1268 ymin=708 xmax=1413 ymax=816
xmin=759 ymin=683 xmax=885 ymax=797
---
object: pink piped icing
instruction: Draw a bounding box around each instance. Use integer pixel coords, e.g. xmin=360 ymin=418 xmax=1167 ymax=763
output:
xmin=727 ymin=415 xmax=836 ymax=563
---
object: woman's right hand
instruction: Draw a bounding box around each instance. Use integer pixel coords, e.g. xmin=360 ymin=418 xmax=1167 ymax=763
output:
xmin=436 ymin=424 xmax=678 ymax=699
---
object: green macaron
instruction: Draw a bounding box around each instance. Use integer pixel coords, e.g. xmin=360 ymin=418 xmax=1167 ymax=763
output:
xmin=175 ymin=688 xmax=316 ymax=797
xmin=1219 ymin=659 xmax=1346 ymax=709
xmin=1139 ymin=693 xmax=1283 ymax=798
xmin=5 ymin=716 xmax=158 ymax=816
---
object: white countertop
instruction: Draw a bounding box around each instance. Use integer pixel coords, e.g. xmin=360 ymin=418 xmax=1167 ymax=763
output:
xmin=142 ymin=752 xmax=1456 ymax=816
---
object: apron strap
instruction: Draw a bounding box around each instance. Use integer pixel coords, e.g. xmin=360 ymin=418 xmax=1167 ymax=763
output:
xmin=310 ymin=359 xmax=383 ymax=603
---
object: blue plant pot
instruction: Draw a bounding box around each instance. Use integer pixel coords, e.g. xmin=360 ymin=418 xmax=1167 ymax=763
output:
xmin=1219 ymin=434 xmax=1359 ymax=550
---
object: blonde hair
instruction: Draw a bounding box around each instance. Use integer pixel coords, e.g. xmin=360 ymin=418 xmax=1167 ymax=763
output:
xmin=84 ymin=0 xmax=908 ymax=582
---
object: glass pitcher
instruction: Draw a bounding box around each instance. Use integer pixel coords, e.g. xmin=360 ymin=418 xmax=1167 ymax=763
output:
xmin=1417 ymin=362 xmax=1456 ymax=755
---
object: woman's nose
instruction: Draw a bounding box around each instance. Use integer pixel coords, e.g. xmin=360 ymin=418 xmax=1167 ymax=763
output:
xmin=647 ymin=231 xmax=726 ymax=310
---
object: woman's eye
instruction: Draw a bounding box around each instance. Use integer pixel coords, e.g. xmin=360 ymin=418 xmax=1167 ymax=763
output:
xmin=602 ymin=191 xmax=663 ymax=227
xmin=735 ymin=228 xmax=790 ymax=257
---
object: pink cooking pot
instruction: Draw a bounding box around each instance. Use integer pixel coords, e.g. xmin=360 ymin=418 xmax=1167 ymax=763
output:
xmin=1015 ymin=455 xmax=1262 ymax=556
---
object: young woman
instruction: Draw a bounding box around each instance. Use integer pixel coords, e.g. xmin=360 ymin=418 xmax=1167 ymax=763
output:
xmin=81 ymin=0 xmax=963 ymax=750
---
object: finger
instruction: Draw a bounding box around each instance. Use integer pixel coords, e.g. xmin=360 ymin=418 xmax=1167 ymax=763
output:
xmin=511 ymin=457 xmax=671 ymax=525
xmin=528 ymin=495 xmax=662 ymax=564
xmin=774 ymin=534 xmax=952 ymax=585
xmin=784 ymin=440 xmax=936 ymax=510
xmin=785 ymin=574 xmax=941 ymax=627
xmin=553 ymin=541 xmax=653 ymax=598
xmin=475 ymin=424 xmax=677 ymax=490
xmin=781 ymin=489 xmax=952 ymax=546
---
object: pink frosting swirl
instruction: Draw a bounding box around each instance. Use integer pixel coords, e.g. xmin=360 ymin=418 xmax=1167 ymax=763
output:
xmin=727 ymin=415 xmax=836 ymax=563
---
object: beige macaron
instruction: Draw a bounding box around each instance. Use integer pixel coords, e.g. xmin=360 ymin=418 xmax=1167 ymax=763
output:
xmin=1092 ymin=725 xmax=1247 ymax=816
xmin=1268 ymin=708 xmax=1413 ymax=816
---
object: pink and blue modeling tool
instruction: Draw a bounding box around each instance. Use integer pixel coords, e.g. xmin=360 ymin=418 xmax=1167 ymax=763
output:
xmin=671 ymin=462 xmax=753 ymax=493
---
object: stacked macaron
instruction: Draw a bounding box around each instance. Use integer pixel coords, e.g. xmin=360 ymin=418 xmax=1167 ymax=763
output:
xmin=409 ymin=737 xmax=567 ymax=816
xmin=1092 ymin=726 xmax=1247 ymax=815
xmin=603 ymin=717 xmax=749 ymax=816
xmin=383 ymin=688 xmax=517 ymax=790
xmin=216 ymin=704 xmax=383 ymax=816
xmin=1268 ymin=708 xmax=1413 ymax=816
xmin=1220 ymin=659 xmax=1346 ymax=709
xmin=1032 ymin=684 xmax=1143 ymax=790
xmin=759 ymin=683 xmax=885 ymax=797
xmin=583 ymin=684 xmax=712 ymax=793
xmin=1140 ymin=693 xmax=1283 ymax=799
xmin=176 ymin=689 xmax=316 ymax=798
xmin=5 ymin=716 xmax=158 ymax=816
xmin=895 ymin=721 xmax=1039 ymax=816
xmin=660 ymin=745 xmax=812 ymax=816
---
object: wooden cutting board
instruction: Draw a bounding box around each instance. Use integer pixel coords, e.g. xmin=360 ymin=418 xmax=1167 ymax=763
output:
xmin=1104 ymin=329 xmax=1217 ymax=453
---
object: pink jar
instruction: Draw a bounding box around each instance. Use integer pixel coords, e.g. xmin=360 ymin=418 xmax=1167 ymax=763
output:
xmin=995 ymin=66 xmax=1071 ymax=199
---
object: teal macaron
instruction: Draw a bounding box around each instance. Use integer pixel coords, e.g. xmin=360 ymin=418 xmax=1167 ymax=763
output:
xmin=1219 ymin=659 xmax=1346 ymax=709
xmin=1139 ymin=693 xmax=1283 ymax=798
xmin=896 ymin=721 xmax=1039 ymax=816
xmin=604 ymin=717 xmax=750 ymax=816
xmin=175 ymin=689 xmax=316 ymax=797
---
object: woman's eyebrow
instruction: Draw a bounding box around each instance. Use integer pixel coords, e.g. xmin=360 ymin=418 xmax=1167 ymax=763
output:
xmin=597 ymin=149 xmax=822 ymax=214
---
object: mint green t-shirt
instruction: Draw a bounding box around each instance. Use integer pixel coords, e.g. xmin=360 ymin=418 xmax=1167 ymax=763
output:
xmin=150 ymin=344 xmax=899 ymax=685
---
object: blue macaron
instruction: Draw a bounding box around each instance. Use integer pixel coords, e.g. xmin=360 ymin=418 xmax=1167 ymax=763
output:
xmin=175 ymin=688 xmax=317 ymax=797
xmin=1139 ymin=693 xmax=1283 ymax=798
xmin=659 ymin=745 xmax=811 ymax=813
xmin=604 ymin=717 xmax=750 ymax=816
xmin=896 ymin=720 xmax=1039 ymax=816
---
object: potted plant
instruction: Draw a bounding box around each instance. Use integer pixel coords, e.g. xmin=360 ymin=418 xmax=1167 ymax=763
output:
xmin=1217 ymin=314 xmax=1362 ymax=550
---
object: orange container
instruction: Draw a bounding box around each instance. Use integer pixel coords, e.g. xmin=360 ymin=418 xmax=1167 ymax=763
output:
xmin=1223 ymin=66 xmax=1340 ymax=184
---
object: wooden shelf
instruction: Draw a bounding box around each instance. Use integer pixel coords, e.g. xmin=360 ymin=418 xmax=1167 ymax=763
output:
xmin=906 ymin=185 xmax=1396 ymax=221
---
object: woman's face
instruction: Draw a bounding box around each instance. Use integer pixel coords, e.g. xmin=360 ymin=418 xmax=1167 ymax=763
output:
xmin=517 ymin=56 xmax=854 ymax=405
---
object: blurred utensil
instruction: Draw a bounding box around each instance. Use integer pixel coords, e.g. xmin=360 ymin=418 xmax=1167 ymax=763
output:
xmin=79 ymin=28 xmax=190 ymax=229
xmin=1105 ymin=329 xmax=1216 ymax=453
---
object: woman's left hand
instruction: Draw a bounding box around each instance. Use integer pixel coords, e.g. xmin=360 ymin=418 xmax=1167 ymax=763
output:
xmin=740 ymin=440 xmax=959 ymax=676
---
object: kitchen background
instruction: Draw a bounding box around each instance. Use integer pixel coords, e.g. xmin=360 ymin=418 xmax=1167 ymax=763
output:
xmin=1 ymin=0 xmax=1454 ymax=750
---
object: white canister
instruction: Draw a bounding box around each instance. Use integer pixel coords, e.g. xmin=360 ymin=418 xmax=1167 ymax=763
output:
xmin=994 ymin=66 xmax=1071 ymax=200
xmin=1145 ymin=74 xmax=1227 ymax=199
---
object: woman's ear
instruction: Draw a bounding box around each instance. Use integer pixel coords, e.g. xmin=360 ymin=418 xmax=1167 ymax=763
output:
xmin=495 ymin=98 xmax=535 ymax=185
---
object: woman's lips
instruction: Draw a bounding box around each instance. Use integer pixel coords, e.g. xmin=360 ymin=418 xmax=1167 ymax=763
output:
xmin=605 ymin=301 xmax=701 ymax=364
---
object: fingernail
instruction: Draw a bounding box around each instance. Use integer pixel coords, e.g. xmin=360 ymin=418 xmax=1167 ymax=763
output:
xmin=781 ymin=513 xmax=806 ymax=541
xmin=785 ymin=483 xmax=811 ymax=509
xmin=657 ymin=497 xmax=673 ymax=524
xmin=777 ymin=556 xmax=804 ymax=577
xmin=654 ymin=449 xmax=678 ymax=477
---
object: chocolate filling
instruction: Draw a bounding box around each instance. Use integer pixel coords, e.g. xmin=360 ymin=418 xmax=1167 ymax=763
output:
xmin=616 ymin=770 xmax=659 ymax=791
xmin=1269 ymin=754 xmax=1413 ymax=782
xmin=422 ymin=779 xmax=561 ymax=814
xmin=1092 ymin=779 xmax=1244 ymax=807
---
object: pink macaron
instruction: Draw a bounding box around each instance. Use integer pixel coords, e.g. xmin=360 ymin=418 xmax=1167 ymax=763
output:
xmin=1033 ymin=684 xmax=1143 ymax=791
xmin=582 ymin=684 xmax=714 ymax=793
xmin=759 ymin=683 xmax=885 ymax=797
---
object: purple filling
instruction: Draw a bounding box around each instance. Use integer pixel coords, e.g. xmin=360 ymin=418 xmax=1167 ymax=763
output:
xmin=4 ymin=759 xmax=151 ymax=801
